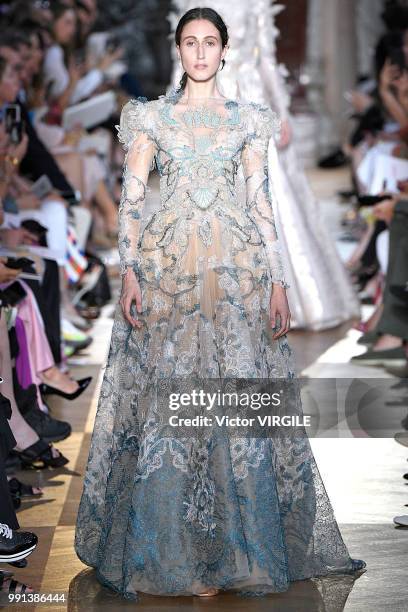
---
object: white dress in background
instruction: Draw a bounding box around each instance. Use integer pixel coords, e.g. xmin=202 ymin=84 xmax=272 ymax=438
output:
xmin=168 ymin=0 xmax=361 ymax=330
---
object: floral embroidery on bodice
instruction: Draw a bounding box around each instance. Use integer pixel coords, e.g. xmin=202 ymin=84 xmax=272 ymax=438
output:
xmin=115 ymin=90 xmax=288 ymax=289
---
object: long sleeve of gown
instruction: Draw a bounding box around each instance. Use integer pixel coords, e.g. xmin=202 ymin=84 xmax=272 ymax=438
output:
xmin=241 ymin=104 xmax=289 ymax=289
xmin=115 ymin=99 xmax=157 ymax=278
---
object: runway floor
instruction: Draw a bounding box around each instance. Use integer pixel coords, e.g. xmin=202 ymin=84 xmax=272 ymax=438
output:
xmin=6 ymin=168 xmax=408 ymax=611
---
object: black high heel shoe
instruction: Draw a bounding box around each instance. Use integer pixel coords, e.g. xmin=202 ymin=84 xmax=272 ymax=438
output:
xmin=11 ymin=439 xmax=69 ymax=469
xmin=39 ymin=376 xmax=92 ymax=400
xmin=8 ymin=559 xmax=27 ymax=569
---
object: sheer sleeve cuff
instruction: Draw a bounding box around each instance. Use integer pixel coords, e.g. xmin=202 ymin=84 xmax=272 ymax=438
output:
xmin=264 ymin=242 xmax=290 ymax=289
xmin=119 ymin=256 xmax=143 ymax=279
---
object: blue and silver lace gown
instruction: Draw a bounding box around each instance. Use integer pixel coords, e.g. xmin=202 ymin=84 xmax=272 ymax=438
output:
xmin=74 ymin=91 xmax=365 ymax=599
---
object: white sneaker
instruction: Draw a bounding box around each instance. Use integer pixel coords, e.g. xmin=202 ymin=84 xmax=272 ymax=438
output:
xmin=393 ymin=515 xmax=408 ymax=527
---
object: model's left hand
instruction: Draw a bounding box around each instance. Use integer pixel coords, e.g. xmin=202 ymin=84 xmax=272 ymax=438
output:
xmin=270 ymin=284 xmax=291 ymax=339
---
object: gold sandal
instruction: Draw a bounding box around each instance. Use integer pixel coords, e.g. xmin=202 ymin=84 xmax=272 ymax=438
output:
xmin=194 ymin=587 xmax=219 ymax=597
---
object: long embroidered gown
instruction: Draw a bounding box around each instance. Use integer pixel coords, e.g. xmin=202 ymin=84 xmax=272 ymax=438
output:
xmin=74 ymin=90 xmax=365 ymax=599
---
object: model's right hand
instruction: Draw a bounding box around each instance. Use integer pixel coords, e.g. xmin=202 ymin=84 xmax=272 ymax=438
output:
xmin=120 ymin=268 xmax=143 ymax=328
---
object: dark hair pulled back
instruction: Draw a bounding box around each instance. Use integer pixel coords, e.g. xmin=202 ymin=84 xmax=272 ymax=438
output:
xmin=175 ymin=7 xmax=229 ymax=91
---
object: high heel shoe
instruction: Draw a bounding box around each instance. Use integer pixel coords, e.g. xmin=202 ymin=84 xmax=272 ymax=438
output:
xmin=11 ymin=439 xmax=69 ymax=469
xmin=194 ymin=587 xmax=219 ymax=597
xmin=8 ymin=559 xmax=27 ymax=568
xmin=39 ymin=376 xmax=92 ymax=400
xmin=8 ymin=477 xmax=43 ymax=500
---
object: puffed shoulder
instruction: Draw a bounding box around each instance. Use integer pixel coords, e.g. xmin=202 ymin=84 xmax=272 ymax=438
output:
xmin=115 ymin=97 xmax=155 ymax=151
xmin=246 ymin=102 xmax=282 ymax=142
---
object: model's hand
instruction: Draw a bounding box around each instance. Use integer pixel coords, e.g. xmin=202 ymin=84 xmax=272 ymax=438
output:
xmin=120 ymin=268 xmax=143 ymax=328
xmin=270 ymin=284 xmax=291 ymax=339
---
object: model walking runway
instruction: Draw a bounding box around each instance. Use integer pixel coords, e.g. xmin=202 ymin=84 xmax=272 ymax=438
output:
xmin=74 ymin=9 xmax=365 ymax=599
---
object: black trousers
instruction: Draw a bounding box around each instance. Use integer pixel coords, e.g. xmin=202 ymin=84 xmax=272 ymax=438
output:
xmin=377 ymin=203 xmax=408 ymax=340
xmin=0 ymin=396 xmax=19 ymax=530
xmin=361 ymin=220 xmax=387 ymax=268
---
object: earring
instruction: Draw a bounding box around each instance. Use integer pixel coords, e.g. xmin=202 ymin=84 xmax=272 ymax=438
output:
xmin=219 ymin=59 xmax=225 ymax=71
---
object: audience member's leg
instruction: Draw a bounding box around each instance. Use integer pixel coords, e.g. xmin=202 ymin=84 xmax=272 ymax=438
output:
xmin=24 ymin=261 xmax=62 ymax=366
xmin=376 ymin=210 xmax=408 ymax=341
xmin=39 ymin=198 xmax=68 ymax=262
xmin=55 ymin=151 xmax=85 ymax=201
xmin=0 ymin=449 xmax=19 ymax=530
xmin=0 ymin=312 xmax=39 ymax=452
xmin=361 ymin=220 xmax=387 ymax=268
xmin=70 ymin=206 xmax=92 ymax=251
xmin=14 ymin=285 xmax=82 ymax=395
xmin=94 ymin=179 xmax=118 ymax=235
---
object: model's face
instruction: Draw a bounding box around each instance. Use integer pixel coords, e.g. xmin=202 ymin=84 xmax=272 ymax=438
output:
xmin=177 ymin=19 xmax=227 ymax=85
xmin=54 ymin=9 xmax=76 ymax=45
